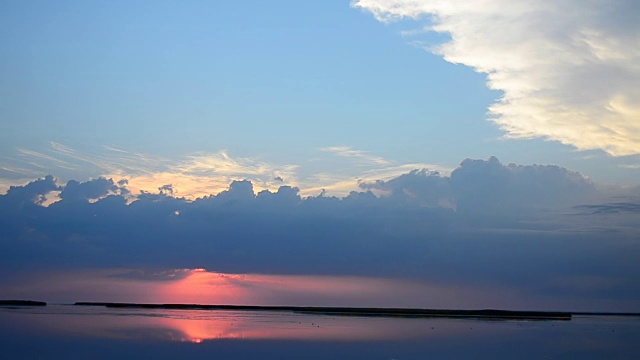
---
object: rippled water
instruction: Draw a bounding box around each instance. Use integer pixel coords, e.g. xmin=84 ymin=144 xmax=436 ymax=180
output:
xmin=1 ymin=305 xmax=639 ymax=359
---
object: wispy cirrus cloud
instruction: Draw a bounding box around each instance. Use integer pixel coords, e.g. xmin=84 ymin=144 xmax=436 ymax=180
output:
xmin=100 ymin=150 xmax=299 ymax=200
xmin=108 ymin=151 xmax=299 ymax=199
xmin=319 ymin=146 xmax=391 ymax=165
xmin=301 ymin=146 xmax=451 ymax=197
xmin=1 ymin=143 xmax=298 ymax=200
xmin=17 ymin=148 xmax=76 ymax=169
xmin=352 ymin=0 xmax=640 ymax=156
xmin=2 ymin=143 xmax=451 ymax=199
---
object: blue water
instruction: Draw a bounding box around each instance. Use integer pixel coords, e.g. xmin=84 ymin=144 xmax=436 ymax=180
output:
xmin=1 ymin=305 xmax=639 ymax=359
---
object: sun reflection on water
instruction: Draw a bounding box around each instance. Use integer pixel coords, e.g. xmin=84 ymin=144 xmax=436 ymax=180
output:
xmin=2 ymin=305 xmax=482 ymax=344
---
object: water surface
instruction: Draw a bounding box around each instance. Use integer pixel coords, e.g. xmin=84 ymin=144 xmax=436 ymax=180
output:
xmin=1 ymin=305 xmax=638 ymax=359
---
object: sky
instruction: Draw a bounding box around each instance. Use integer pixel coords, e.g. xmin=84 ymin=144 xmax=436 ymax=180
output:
xmin=1 ymin=1 xmax=639 ymax=311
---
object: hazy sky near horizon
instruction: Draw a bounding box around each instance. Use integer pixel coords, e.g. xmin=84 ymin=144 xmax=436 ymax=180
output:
xmin=1 ymin=1 xmax=640 ymax=311
xmin=1 ymin=0 xmax=639 ymax=198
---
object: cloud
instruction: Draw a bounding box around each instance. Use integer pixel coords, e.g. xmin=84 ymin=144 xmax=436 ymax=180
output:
xmin=60 ymin=178 xmax=126 ymax=203
xmin=98 ymin=148 xmax=299 ymax=198
xmin=298 ymin=162 xmax=451 ymax=198
xmin=352 ymin=0 xmax=640 ymax=156
xmin=1 ymin=157 xmax=639 ymax=312
xmin=361 ymin=156 xmax=596 ymax=213
xmin=360 ymin=168 xmax=452 ymax=206
xmin=2 ymin=143 xmax=453 ymax=199
xmin=1 ymin=143 xmax=300 ymax=200
xmin=319 ymin=146 xmax=391 ymax=165
xmin=575 ymin=201 xmax=640 ymax=215
xmin=450 ymin=156 xmax=596 ymax=212
xmin=0 ymin=175 xmax=60 ymax=207
xmin=303 ymin=146 xmax=451 ymax=197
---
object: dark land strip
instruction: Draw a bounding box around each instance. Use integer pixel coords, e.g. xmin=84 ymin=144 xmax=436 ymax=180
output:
xmin=572 ymin=312 xmax=640 ymax=317
xmin=75 ymin=302 xmax=573 ymax=320
xmin=0 ymin=300 xmax=47 ymax=306
xmin=4 ymin=300 xmax=639 ymax=320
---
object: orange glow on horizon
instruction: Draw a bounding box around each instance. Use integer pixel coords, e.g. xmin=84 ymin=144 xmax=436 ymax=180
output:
xmin=155 ymin=269 xmax=431 ymax=307
xmin=4 ymin=267 xmax=538 ymax=310
xmin=156 ymin=269 xmax=252 ymax=305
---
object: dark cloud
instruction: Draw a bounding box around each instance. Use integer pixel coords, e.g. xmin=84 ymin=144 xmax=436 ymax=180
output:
xmin=359 ymin=169 xmax=451 ymax=207
xmin=60 ymin=178 xmax=123 ymax=202
xmin=0 ymin=158 xmax=638 ymax=309
xmin=158 ymin=184 xmax=174 ymax=196
xmin=0 ymin=175 xmax=59 ymax=208
xmin=450 ymin=157 xmax=596 ymax=211
xmin=361 ymin=157 xmax=596 ymax=215
xmin=575 ymin=201 xmax=640 ymax=214
xmin=109 ymin=268 xmax=195 ymax=282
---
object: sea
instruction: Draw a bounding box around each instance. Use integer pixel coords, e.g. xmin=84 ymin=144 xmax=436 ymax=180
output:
xmin=1 ymin=304 xmax=639 ymax=359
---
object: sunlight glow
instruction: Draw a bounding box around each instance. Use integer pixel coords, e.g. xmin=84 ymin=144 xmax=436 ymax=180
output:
xmin=3 ymin=267 xmax=565 ymax=310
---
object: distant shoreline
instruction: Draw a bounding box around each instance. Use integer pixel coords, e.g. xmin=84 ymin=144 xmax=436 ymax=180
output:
xmin=4 ymin=300 xmax=639 ymax=320
xmin=75 ymin=302 xmax=572 ymax=320
xmin=0 ymin=300 xmax=47 ymax=306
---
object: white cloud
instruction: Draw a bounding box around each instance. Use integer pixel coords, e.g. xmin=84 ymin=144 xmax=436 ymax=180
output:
xmin=352 ymin=0 xmax=640 ymax=156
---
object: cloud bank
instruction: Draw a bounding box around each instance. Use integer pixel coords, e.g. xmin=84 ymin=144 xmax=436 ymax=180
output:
xmin=1 ymin=142 xmax=448 ymax=199
xmin=352 ymin=0 xmax=640 ymax=156
xmin=1 ymin=157 xmax=639 ymax=310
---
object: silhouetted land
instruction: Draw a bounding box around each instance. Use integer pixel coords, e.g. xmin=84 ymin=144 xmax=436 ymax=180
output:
xmin=572 ymin=312 xmax=640 ymax=317
xmin=74 ymin=302 xmax=573 ymax=320
xmin=0 ymin=300 xmax=47 ymax=306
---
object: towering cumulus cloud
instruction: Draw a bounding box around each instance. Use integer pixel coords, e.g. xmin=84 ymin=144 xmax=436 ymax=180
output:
xmin=352 ymin=0 xmax=640 ymax=156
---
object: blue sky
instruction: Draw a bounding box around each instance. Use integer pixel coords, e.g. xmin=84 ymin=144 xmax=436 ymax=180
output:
xmin=2 ymin=0 xmax=639 ymax=197
xmin=1 ymin=1 xmax=640 ymax=310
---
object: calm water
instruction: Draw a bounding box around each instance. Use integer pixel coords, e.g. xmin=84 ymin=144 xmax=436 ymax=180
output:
xmin=1 ymin=305 xmax=639 ymax=359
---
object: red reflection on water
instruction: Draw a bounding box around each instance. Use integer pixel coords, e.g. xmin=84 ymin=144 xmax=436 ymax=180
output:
xmin=6 ymin=305 xmax=475 ymax=343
